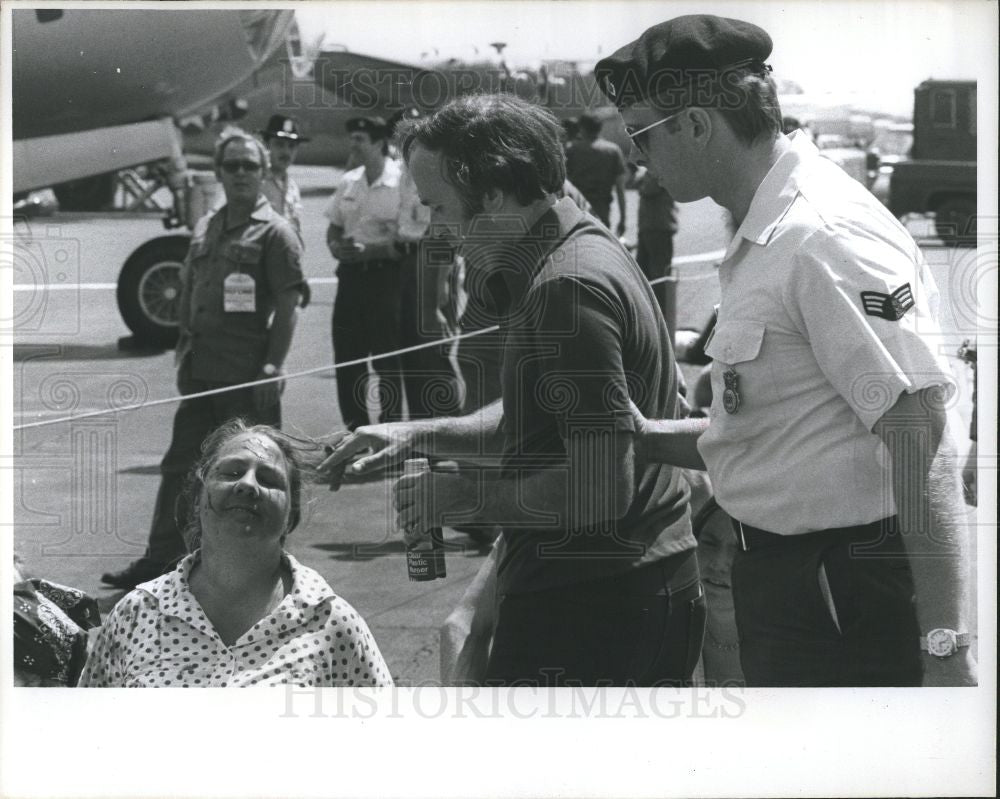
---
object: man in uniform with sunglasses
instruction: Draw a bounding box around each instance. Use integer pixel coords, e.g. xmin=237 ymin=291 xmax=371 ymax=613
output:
xmin=595 ymin=15 xmax=976 ymax=686
xmin=102 ymin=131 xmax=305 ymax=590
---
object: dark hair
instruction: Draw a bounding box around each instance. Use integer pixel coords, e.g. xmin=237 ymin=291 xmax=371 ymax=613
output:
xmin=399 ymin=93 xmax=566 ymax=214
xmin=560 ymin=116 xmax=580 ymax=142
xmin=577 ymin=113 xmax=603 ymax=137
xmin=181 ymin=419 xmax=324 ymax=550
xmin=713 ymin=69 xmax=782 ymax=146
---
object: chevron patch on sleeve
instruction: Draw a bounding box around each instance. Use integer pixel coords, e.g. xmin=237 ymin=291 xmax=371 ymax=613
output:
xmin=860 ymin=283 xmax=915 ymax=321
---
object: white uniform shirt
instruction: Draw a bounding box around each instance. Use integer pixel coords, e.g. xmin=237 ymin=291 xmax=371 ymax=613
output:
xmin=323 ymin=158 xmax=402 ymax=247
xmin=79 ymin=551 xmax=393 ymax=687
xmin=697 ymin=131 xmax=955 ymax=534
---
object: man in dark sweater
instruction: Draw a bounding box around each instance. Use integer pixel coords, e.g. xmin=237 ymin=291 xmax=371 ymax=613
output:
xmin=323 ymin=94 xmax=703 ymax=687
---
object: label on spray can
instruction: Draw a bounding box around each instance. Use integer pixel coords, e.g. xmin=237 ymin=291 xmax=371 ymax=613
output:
xmin=402 ymin=458 xmax=446 ymax=581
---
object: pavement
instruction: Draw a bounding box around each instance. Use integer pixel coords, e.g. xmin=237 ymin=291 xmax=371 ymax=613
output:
xmin=8 ymin=165 xmax=981 ymax=683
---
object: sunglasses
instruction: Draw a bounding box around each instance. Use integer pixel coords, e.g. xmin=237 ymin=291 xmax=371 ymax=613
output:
xmin=625 ymin=110 xmax=686 ymax=152
xmin=221 ymin=160 xmax=263 ymax=174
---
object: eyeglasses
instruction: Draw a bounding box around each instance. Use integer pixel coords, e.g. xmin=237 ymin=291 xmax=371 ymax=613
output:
xmin=625 ymin=110 xmax=686 ymax=152
xmin=221 ymin=160 xmax=263 ymax=174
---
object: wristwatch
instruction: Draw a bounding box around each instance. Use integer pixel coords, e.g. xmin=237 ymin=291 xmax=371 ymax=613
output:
xmin=920 ymin=628 xmax=971 ymax=657
xmin=260 ymin=363 xmax=281 ymax=377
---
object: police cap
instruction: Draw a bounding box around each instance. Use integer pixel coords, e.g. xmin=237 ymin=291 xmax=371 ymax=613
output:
xmin=346 ymin=116 xmax=389 ymax=139
xmin=595 ymin=15 xmax=772 ymax=112
xmin=259 ymin=114 xmax=310 ymax=142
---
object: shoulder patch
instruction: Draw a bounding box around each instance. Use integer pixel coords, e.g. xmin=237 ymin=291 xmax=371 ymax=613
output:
xmin=860 ymin=283 xmax=914 ymax=321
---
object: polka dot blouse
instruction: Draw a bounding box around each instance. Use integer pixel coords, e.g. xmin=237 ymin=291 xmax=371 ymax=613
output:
xmin=78 ymin=551 xmax=393 ymax=687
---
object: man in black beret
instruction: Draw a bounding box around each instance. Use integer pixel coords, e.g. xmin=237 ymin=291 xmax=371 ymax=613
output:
xmin=597 ymin=15 xmax=975 ymax=688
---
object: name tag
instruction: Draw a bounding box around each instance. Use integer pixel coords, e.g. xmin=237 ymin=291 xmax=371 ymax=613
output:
xmin=224 ymin=273 xmax=256 ymax=312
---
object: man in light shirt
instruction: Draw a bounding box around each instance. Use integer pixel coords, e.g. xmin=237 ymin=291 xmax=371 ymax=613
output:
xmin=596 ymin=14 xmax=976 ymax=686
xmin=324 ymin=116 xmax=406 ymax=430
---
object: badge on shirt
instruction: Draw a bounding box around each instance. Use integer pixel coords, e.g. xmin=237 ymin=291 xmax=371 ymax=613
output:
xmin=223 ymin=272 xmax=256 ymax=312
xmin=723 ymin=367 xmax=741 ymax=414
xmin=860 ymin=283 xmax=914 ymax=321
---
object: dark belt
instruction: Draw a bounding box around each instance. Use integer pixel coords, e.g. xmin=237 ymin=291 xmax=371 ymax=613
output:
xmin=336 ymin=258 xmax=400 ymax=277
xmin=731 ymin=517 xmax=897 ymax=553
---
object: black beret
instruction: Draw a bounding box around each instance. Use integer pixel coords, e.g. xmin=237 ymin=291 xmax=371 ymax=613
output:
xmin=346 ymin=116 xmax=388 ymax=138
xmin=595 ymin=15 xmax=773 ymax=111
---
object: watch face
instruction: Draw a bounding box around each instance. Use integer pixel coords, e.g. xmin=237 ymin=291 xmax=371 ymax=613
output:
xmin=927 ymin=628 xmax=956 ymax=657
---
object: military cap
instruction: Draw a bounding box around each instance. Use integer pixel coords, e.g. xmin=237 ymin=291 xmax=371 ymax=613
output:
xmin=259 ymin=114 xmax=310 ymax=142
xmin=595 ymin=15 xmax=773 ymax=112
xmin=346 ymin=115 xmax=389 ymax=139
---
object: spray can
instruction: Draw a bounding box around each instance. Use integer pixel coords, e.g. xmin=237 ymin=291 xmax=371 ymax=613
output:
xmin=402 ymin=458 xmax=446 ymax=581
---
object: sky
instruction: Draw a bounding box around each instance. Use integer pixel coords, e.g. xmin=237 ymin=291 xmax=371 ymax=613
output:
xmin=296 ymin=0 xmax=996 ymax=117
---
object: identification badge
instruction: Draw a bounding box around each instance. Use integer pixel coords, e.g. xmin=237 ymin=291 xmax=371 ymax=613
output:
xmin=223 ymin=272 xmax=256 ymax=312
xmin=722 ymin=367 xmax=741 ymax=414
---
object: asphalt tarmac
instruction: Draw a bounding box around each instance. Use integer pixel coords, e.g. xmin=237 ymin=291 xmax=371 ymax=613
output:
xmin=9 ymin=165 xmax=980 ymax=683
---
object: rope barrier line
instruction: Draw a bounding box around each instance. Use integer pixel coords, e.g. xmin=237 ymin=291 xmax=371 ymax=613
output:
xmin=12 ymin=326 xmax=501 ymax=431
xmin=12 ymin=264 xmax=719 ymax=432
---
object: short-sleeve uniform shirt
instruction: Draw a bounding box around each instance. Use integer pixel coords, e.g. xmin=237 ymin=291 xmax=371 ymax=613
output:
xmin=78 ymin=551 xmax=393 ymax=687
xmin=175 ymin=196 xmax=304 ymax=384
xmin=491 ymin=198 xmax=696 ymax=595
xmin=697 ymin=131 xmax=955 ymax=534
xmin=323 ymin=159 xmax=403 ymax=249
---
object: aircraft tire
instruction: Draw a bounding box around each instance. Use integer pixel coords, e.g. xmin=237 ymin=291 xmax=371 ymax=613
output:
xmin=117 ymin=235 xmax=190 ymax=348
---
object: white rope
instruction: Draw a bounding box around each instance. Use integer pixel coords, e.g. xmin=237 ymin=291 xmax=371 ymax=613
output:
xmin=12 ymin=263 xmax=717 ymax=431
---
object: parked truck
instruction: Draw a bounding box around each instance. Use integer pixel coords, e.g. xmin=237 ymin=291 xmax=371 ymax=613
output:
xmin=887 ymin=79 xmax=976 ymax=244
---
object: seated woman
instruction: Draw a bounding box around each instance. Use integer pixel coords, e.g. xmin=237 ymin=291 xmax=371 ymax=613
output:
xmin=80 ymin=420 xmax=392 ymax=687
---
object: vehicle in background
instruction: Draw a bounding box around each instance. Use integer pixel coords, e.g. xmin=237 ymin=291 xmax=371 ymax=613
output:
xmin=866 ymin=121 xmax=914 ymax=205
xmin=11 ymin=8 xmax=297 ymax=347
xmin=815 ymin=133 xmax=870 ymax=187
xmin=888 ymin=79 xmax=976 ymax=244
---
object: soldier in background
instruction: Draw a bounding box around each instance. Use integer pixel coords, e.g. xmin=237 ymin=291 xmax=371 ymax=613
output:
xmin=258 ymin=114 xmax=307 ymax=242
xmin=324 ymin=116 xmax=406 ymax=431
xmin=565 ymin=112 xmax=627 ymax=235
xmin=101 ymin=131 xmax=304 ymax=590
xmin=629 ymin=163 xmax=678 ymax=325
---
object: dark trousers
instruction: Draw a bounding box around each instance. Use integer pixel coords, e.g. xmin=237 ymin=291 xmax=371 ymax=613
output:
xmin=398 ymin=255 xmax=462 ymax=419
xmin=484 ymin=550 xmax=705 ymax=686
xmin=141 ymin=358 xmax=280 ymax=567
xmin=731 ymin=517 xmax=922 ymax=687
xmin=636 ymin=229 xmax=674 ymax=319
xmin=332 ymin=261 xmax=404 ymax=430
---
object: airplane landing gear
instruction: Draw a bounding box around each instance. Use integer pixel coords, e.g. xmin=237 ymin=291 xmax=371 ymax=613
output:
xmin=116 ymin=234 xmax=190 ymax=349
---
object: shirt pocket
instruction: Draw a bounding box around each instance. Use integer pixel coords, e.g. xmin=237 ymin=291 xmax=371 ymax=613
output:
xmin=704 ymin=320 xmax=781 ymax=419
xmin=226 ymin=241 xmax=262 ymax=266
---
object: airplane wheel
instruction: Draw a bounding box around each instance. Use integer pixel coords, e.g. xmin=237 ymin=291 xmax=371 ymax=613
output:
xmin=117 ymin=235 xmax=190 ymax=348
xmin=934 ymin=197 xmax=976 ymax=247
